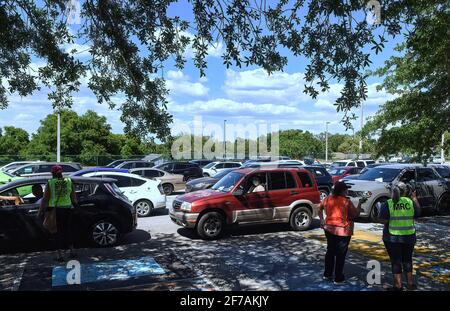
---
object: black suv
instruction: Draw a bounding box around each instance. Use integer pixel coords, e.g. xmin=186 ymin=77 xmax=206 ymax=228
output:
xmin=0 ymin=177 xmax=137 ymax=252
xmin=189 ymin=159 xmax=213 ymax=168
xmin=155 ymin=162 xmax=203 ymax=181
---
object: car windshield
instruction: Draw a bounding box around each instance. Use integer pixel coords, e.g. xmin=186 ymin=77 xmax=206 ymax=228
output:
xmin=212 ymin=169 xmax=234 ymax=179
xmin=357 ymin=167 xmax=402 ymax=182
xmin=329 ymin=169 xmax=347 ymax=176
xmin=331 ymin=162 xmax=347 ymax=167
xmin=203 ymin=162 xmax=216 ymax=169
xmin=211 ymin=172 xmax=244 ymax=192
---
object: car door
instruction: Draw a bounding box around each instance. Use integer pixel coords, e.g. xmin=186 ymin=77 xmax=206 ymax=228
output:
xmin=0 ymin=185 xmax=44 ymax=246
xmin=0 ymin=203 xmax=22 ymax=249
xmin=232 ymin=172 xmax=272 ymax=223
xmin=270 ymin=172 xmax=301 ymax=221
xmin=416 ymin=168 xmax=447 ymax=209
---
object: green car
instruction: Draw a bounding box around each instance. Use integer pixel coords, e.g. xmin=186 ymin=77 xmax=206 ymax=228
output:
xmin=0 ymin=171 xmax=32 ymax=196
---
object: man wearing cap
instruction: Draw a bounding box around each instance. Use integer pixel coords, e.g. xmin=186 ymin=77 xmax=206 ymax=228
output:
xmin=39 ymin=165 xmax=78 ymax=262
xmin=318 ymin=181 xmax=366 ymax=284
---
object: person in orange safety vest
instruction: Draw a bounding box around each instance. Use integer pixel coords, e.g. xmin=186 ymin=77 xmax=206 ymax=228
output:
xmin=318 ymin=181 xmax=366 ymax=284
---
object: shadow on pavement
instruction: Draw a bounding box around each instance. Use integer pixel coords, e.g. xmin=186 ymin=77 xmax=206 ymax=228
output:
xmin=151 ymin=208 xmax=169 ymax=216
xmin=176 ymin=219 xmax=321 ymax=240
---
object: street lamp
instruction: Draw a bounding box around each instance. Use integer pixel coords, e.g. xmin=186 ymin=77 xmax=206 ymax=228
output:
xmin=223 ymin=119 xmax=227 ymax=160
xmin=325 ymin=122 xmax=330 ymax=163
xmin=359 ymin=102 xmax=364 ymax=155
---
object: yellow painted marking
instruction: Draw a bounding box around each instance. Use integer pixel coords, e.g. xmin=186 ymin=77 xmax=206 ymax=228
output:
xmin=303 ymin=229 xmax=450 ymax=284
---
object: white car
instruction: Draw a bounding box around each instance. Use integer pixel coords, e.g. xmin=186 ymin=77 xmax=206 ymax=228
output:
xmin=202 ymin=161 xmax=242 ymax=177
xmin=83 ymin=171 xmax=166 ymax=217
xmin=430 ymin=156 xmax=444 ymax=164
xmin=330 ymin=159 xmax=375 ymax=168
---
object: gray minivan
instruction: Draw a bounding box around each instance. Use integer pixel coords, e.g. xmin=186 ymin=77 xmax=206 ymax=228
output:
xmin=9 ymin=162 xmax=82 ymax=178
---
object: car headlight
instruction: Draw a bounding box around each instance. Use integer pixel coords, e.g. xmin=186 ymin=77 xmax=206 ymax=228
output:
xmin=180 ymin=201 xmax=192 ymax=212
xmin=363 ymin=191 xmax=372 ymax=197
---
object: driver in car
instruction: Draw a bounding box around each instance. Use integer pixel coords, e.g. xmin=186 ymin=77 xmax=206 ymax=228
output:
xmin=250 ymin=176 xmax=266 ymax=192
xmin=0 ymin=194 xmax=24 ymax=205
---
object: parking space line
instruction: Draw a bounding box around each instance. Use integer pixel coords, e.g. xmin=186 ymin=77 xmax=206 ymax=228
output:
xmin=11 ymin=257 xmax=28 ymax=291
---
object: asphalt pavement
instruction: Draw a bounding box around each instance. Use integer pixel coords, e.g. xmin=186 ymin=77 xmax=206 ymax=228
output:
xmin=0 ymin=192 xmax=449 ymax=291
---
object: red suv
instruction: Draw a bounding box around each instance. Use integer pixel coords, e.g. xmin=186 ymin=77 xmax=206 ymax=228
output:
xmin=170 ymin=168 xmax=320 ymax=240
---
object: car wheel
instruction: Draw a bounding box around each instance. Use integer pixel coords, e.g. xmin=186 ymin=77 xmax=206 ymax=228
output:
xmin=437 ymin=193 xmax=450 ymax=215
xmin=134 ymin=199 xmax=154 ymax=217
xmin=370 ymin=198 xmax=387 ymax=222
xmin=90 ymin=219 xmax=120 ymax=247
xmin=290 ymin=206 xmax=312 ymax=231
xmin=197 ymin=212 xmax=225 ymax=240
xmin=319 ymin=189 xmax=329 ymax=201
xmin=162 ymin=183 xmax=174 ymax=195
xmin=203 ymin=173 xmax=210 ymax=177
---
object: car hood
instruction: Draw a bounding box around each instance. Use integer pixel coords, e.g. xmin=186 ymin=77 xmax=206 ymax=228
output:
xmin=187 ymin=177 xmax=217 ymax=186
xmin=176 ymin=188 xmax=230 ymax=203
xmin=343 ymin=179 xmax=390 ymax=192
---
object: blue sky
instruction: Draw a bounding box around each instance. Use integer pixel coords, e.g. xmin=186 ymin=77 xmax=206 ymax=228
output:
xmin=0 ymin=0 xmax=403 ymax=140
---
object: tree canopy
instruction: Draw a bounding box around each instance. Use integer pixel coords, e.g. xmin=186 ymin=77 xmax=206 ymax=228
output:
xmin=363 ymin=4 xmax=450 ymax=161
xmin=1 ymin=0 xmax=442 ymax=139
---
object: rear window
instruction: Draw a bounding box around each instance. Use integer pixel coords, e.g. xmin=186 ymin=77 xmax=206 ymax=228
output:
xmin=297 ymin=172 xmax=313 ymax=188
xmin=268 ymin=172 xmax=296 ymax=190
xmin=131 ymin=177 xmax=146 ymax=187
xmin=62 ymin=165 xmax=78 ymax=172
xmin=102 ymin=175 xmax=132 ymax=188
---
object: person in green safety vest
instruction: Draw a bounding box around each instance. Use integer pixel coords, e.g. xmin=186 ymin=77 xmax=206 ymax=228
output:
xmin=377 ymin=182 xmax=421 ymax=291
xmin=39 ymin=165 xmax=78 ymax=262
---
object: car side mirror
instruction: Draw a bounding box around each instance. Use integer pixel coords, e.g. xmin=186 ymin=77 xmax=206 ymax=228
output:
xmin=233 ymin=188 xmax=244 ymax=196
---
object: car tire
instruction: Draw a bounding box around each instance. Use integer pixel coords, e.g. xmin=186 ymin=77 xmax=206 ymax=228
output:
xmin=319 ymin=189 xmax=329 ymax=201
xmin=437 ymin=193 xmax=450 ymax=215
xmin=196 ymin=212 xmax=225 ymax=240
xmin=134 ymin=199 xmax=154 ymax=217
xmin=162 ymin=183 xmax=174 ymax=195
xmin=90 ymin=219 xmax=121 ymax=247
xmin=290 ymin=206 xmax=312 ymax=231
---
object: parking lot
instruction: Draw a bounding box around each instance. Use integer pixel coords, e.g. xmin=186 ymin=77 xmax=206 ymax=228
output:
xmin=1 ymin=192 xmax=449 ymax=291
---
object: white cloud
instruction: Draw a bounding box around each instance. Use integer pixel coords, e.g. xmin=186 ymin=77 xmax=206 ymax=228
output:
xmin=181 ymin=32 xmax=224 ymax=59
xmin=165 ymin=70 xmax=209 ymax=97
xmin=224 ymin=68 xmax=310 ymax=105
xmin=314 ymin=99 xmax=335 ymax=110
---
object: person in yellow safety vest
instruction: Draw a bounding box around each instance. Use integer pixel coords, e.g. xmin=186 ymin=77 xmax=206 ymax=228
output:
xmin=38 ymin=165 xmax=78 ymax=262
xmin=377 ymin=182 xmax=421 ymax=291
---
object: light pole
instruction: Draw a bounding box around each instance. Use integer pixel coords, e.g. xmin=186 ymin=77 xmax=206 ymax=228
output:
xmin=441 ymin=132 xmax=446 ymax=164
xmin=223 ymin=119 xmax=227 ymax=160
xmin=325 ymin=122 xmax=330 ymax=163
xmin=57 ymin=111 xmax=61 ymax=162
xmin=359 ymin=102 xmax=364 ymax=155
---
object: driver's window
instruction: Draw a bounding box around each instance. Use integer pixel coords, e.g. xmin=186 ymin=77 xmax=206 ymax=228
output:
xmin=399 ymin=170 xmax=415 ymax=183
xmin=245 ymin=173 xmax=267 ymax=194
xmin=0 ymin=183 xmax=42 ymax=206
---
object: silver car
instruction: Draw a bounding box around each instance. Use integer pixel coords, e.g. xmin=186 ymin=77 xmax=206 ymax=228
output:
xmin=343 ymin=164 xmax=449 ymax=220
